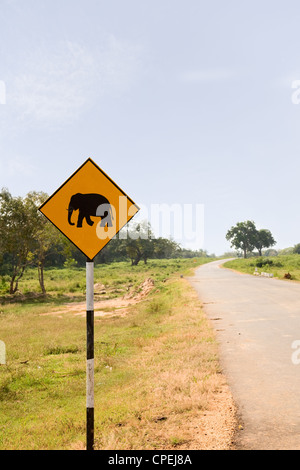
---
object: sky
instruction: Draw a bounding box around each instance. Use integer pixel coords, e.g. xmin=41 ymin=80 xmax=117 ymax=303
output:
xmin=1 ymin=0 xmax=300 ymax=255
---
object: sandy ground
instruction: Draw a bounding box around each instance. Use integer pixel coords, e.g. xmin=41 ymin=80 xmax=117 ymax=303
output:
xmin=41 ymin=278 xmax=155 ymax=319
xmin=189 ymin=384 xmax=237 ymax=450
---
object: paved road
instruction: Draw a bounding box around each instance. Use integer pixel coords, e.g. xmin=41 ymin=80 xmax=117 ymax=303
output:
xmin=189 ymin=259 xmax=300 ymax=450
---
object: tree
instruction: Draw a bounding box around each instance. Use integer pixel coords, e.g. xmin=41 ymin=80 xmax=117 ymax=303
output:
xmin=0 ymin=189 xmax=35 ymax=294
xmin=264 ymin=249 xmax=278 ymax=257
xmin=153 ymin=237 xmax=180 ymax=259
xmin=174 ymin=247 xmax=209 ymax=259
xmin=125 ymin=221 xmax=155 ymax=265
xmin=94 ymin=236 xmax=128 ymax=264
xmin=254 ymin=229 xmax=276 ymax=256
xmin=226 ymin=220 xmax=258 ymax=259
xmin=25 ymin=191 xmax=62 ymax=295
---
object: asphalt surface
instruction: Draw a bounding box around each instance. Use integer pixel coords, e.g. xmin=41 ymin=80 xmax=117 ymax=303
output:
xmin=189 ymin=259 xmax=300 ymax=450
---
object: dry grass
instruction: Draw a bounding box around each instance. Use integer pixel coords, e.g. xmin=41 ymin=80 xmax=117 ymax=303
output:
xmin=93 ymin=280 xmax=237 ymax=450
xmin=0 ymin=260 xmax=237 ymax=450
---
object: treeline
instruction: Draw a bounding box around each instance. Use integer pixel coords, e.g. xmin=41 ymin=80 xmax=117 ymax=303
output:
xmin=0 ymin=189 xmax=210 ymax=295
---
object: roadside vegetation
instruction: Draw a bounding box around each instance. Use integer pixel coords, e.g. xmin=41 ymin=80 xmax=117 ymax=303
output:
xmin=0 ymin=188 xmax=211 ymax=296
xmin=224 ymin=254 xmax=300 ymax=282
xmin=0 ymin=188 xmax=237 ymax=450
xmin=0 ymin=258 xmax=237 ymax=450
xmin=224 ymin=219 xmax=300 ymax=281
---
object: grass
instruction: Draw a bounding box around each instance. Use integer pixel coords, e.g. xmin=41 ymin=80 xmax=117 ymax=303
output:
xmin=0 ymin=257 xmax=235 ymax=450
xmin=0 ymin=258 xmax=208 ymax=300
xmin=223 ymin=254 xmax=300 ymax=281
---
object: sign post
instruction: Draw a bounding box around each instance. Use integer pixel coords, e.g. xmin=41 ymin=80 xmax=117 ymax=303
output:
xmin=39 ymin=158 xmax=139 ymax=450
xmin=86 ymin=258 xmax=94 ymax=450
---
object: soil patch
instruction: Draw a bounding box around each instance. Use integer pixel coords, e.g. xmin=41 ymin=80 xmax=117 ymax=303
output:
xmin=40 ymin=278 xmax=155 ymax=318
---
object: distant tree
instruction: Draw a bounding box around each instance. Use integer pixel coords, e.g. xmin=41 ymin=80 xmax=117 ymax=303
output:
xmin=153 ymin=237 xmax=180 ymax=259
xmin=221 ymin=251 xmax=240 ymax=259
xmin=293 ymin=244 xmax=300 ymax=254
xmin=264 ymin=249 xmax=278 ymax=257
xmin=254 ymin=229 xmax=276 ymax=257
xmin=226 ymin=221 xmax=258 ymax=259
xmin=95 ymin=237 xmax=127 ymax=264
xmin=279 ymin=247 xmax=294 ymax=255
xmin=125 ymin=221 xmax=155 ymax=265
xmin=174 ymin=247 xmax=209 ymax=258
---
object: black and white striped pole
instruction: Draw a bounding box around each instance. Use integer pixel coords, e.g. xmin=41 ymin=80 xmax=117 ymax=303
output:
xmin=86 ymin=258 xmax=94 ymax=451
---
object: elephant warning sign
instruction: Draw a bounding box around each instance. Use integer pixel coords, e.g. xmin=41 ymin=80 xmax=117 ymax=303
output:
xmin=39 ymin=158 xmax=140 ymax=260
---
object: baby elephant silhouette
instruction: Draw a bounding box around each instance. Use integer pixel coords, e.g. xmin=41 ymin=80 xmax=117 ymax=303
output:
xmin=68 ymin=193 xmax=114 ymax=228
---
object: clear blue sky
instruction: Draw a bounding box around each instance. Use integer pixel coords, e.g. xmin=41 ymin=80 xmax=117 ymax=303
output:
xmin=1 ymin=0 xmax=300 ymax=255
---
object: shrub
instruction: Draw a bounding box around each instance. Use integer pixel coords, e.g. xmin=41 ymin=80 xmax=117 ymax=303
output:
xmin=255 ymin=257 xmax=273 ymax=268
xmin=293 ymin=244 xmax=300 ymax=254
xmin=63 ymin=258 xmax=78 ymax=269
xmin=255 ymin=258 xmax=283 ymax=268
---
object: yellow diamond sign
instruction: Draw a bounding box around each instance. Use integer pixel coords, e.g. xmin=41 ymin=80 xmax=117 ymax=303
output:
xmin=39 ymin=158 xmax=140 ymax=260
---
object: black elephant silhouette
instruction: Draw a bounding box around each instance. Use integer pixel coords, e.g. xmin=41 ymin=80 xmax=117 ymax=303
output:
xmin=67 ymin=193 xmax=114 ymax=228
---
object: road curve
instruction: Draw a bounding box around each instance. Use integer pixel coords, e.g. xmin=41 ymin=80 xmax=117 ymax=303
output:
xmin=189 ymin=259 xmax=300 ymax=450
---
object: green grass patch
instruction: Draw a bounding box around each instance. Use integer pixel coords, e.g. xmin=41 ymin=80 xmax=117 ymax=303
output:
xmin=0 ymin=258 xmax=212 ymax=301
xmin=224 ymin=254 xmax=300 ymax=281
